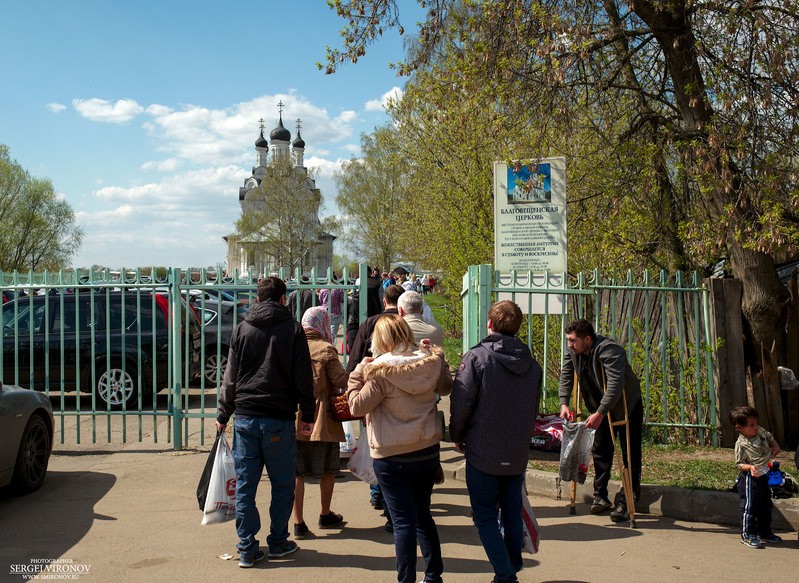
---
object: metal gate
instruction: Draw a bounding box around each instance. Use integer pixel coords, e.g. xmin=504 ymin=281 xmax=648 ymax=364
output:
xmin=0 ymin=265 xmax=368 ymax=449
xmin=462 ymin=265 xmax=718 ymax=445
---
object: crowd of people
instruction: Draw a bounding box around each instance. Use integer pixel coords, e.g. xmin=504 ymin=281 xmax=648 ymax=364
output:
xmin=215 ymin=273 xmax=788 ymax=581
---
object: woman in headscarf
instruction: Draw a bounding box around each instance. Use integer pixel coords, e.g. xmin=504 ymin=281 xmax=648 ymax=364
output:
xmin=292 ymin=306 xmax=348 ymax=539
xmin=347 ymin=315 xmax=452 ymax=583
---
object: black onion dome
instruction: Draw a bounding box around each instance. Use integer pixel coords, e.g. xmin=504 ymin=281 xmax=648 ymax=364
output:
xmin=292 ymin=130 xmax=305 ymax=149
xmin=270 ymin=115 xmax=291 ymax=142
xmin=255 ymin=130 xmax=268 ymax=148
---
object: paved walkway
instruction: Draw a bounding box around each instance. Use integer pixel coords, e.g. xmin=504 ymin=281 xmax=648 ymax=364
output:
xmin=2 ymin=429 xmax=798 ymax=583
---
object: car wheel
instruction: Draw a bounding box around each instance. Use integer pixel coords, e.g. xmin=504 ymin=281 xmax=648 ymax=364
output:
xmin=96 ymin=363 xmax=138 ymax=409
xmin=204 ymin=347 xmax=228 ymax=385
xmin=11 ymin=415 xmax=51 ymax=494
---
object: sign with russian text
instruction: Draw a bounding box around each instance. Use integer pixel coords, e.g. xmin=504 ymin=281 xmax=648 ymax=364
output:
xmin=494 ymin=158 xmax=567 ymax=273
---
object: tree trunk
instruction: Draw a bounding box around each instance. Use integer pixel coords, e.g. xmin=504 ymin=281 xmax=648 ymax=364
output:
xmin=726 ymin=243 xmax=784 ymax=356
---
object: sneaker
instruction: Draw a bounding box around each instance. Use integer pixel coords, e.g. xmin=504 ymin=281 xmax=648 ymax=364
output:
xmin=610 ymin=501 xmax=630 ymax=523
xmin=761 ymin=534 xmax=783 ymax=543
xmin=318 ymin=511 xmax=344 ymax=529
xmin=268 ymin=540 xmax=299 ymax=558
xmin=741 ymin=536 xmax=762 ymax=548
xmin=238 ymin=550 xmax=265 ymax=568
xmin=384 ymin=520 xmax=394 ymax=533
xmin=294 ymin=522 xmax=311 ymax=540
xmin=370 ymin=498 xmax=384 ymax=510
xmin=590 ymin=496 xmax=612 ymax=514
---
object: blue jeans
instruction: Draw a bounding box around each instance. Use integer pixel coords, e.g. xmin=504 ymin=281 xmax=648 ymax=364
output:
xmin=466 ymin=463 xmax=524 ymax=583
xmin=330 ymin=314 xmax=343 ymax=341
xmin=373 ymin=455 xmax=443 ymax=583
xmin=233 ymin=417 xmax=296 ymax=559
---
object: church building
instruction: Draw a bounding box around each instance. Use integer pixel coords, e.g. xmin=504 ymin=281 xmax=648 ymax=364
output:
xmin=224 ymin=104 xmax=335 ymax=277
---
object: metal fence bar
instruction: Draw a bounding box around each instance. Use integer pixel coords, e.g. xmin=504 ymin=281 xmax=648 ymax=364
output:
xmin=462 ymin=265 xmax=717 ymax=443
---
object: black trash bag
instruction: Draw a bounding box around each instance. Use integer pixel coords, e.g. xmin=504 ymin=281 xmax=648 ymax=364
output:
xmin=196 ymin=432 xmax=222 ymax=511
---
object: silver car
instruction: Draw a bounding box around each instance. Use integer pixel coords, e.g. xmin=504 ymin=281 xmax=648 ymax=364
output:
xmin=0 ymin=385 xmax=54 ymax=494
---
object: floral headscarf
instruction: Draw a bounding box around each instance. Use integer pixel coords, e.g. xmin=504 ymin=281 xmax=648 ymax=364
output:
xmin=302 ymin=305 xmax=332 ymax=343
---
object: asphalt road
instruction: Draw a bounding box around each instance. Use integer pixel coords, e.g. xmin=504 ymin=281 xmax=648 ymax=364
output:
xmin=2 ymin=422 xmax=798 ymax=583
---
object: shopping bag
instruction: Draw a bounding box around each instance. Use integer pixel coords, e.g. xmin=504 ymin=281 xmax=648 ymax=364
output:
xmin=196 ymin=433 xmax=221 ymax=510
xmin=559 ymin=421 xmax=595 ymax=484
xmin=530 ymin=414 xmax=564 ymax=452
xmin=201 ymin=433 xmax=237 ymax=525
xmin=521 ymin=492 xmax=541 ymax=554
xmin=347 ymin=430 xmax=377 ymax=484
xmin=339 ymin=420 xmax=357 ymax=456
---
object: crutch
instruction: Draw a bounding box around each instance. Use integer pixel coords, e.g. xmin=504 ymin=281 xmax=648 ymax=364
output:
xmin=569 ymin=375 xmax=582 ymax=515
xmin=601 ymin=368 xmax=637 ymax=528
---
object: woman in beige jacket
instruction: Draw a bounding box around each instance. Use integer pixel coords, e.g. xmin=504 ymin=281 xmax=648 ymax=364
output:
xmin=347 ymin=315 xmax=452 ymax=583
xmin=293 ymin=307 xmax=348 ymax=539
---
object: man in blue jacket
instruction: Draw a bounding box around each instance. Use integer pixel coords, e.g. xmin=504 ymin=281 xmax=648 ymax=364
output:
xmin=216 ymin=276 xmax=315 ymax=568
xmin=450 ymin=300 xmax=542 ymax=583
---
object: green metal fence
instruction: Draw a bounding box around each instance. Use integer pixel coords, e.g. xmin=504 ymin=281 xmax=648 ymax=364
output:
xmin=0 ymin=265 xmax=368 ymax=449
xmin=461 ymin=265 xmax=718 ymax=445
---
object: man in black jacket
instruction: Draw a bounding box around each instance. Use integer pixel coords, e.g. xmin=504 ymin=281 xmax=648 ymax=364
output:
xmin=558 ymin=318 xmax=642 ymax=522
xmin=450 ymin=300 xmax=542 ymax=583
xmin=345 ymin=284 xmax=404 ymax=373
xmin=216 ymin=276 xmax=315 ymax=568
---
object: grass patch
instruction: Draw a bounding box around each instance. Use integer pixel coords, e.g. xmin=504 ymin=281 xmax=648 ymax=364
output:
xmin=426 ymin=293 xmax=464 ymax=368
xmin=529 ymin=443 xmax=745 ymax=491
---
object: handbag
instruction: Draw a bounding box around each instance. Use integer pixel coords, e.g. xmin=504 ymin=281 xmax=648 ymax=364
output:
xmin=200 ymin=432 xmax=237 ymax=525
xmin=328 ymin=389 xmax=363 ymax=422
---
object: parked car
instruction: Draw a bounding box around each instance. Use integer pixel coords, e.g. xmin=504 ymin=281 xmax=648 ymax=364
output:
xmin=190 ymin=298 xmax=249 ymax=385
xmin=0 ymin=291 xmax=202 ymax=409
xmin=0 ymin=385 xmax=54 ymax=494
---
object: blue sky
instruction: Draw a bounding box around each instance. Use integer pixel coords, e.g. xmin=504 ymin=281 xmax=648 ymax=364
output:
xmin=0 ymin=0 xmax=418 ymax=269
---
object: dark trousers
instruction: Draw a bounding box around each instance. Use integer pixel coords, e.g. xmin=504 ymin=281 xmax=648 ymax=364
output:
xmin=465 ymin=463 xmax=524 ymax=583
xmin=592 ymin=400 xmax=643 ymax=502
xmin=373 ymin=455 xmax=443 ymax=583
xmin=737 ymin=472 xmax=773 ymax=539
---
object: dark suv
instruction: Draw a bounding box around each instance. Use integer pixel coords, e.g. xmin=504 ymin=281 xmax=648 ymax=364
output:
xmin=1 ymin=290 xmax=202 ymax=409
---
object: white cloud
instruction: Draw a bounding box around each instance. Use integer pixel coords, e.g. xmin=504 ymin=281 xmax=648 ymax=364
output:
xmin=69 ymin=90 xmax=392 ymax=267
xmin=336 ymin=110 xmax=358 ymax=123
xmin=141 ymin=158 xmax=179 ymax=172
xmin=76 ymin=204 xmax=134 ymax=225
xmin=305 ymin=156 xmax=345 ymax=179
xmin=364 ymin=87 xmax=403 ymax=112
xmin=73 ymin=98 xmax=144 ymax=123
xmin=46 ymin=102 xmax=66 ymax=113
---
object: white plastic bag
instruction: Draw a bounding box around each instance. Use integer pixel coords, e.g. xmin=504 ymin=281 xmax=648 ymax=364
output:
xmin=497 ymin=489 xmax=540 ymax=555
xmin=559 ymin=421 xmax=595 ymax=484
xmin=340 ymin=420 xmax=357 ymax=456
xmin=347 ymin=430 xmax=377 ymax=484
xmin=201 ymin=433 xmax=237 ymax=525
xmin=521 ymin=492 xmax=540 ymax=554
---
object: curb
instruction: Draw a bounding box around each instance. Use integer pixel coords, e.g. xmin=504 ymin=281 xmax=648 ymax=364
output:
xmin=449 ymin=464 xmax=799 ymax=531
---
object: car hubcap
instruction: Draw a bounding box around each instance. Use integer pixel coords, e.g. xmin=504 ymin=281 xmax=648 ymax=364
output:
xmin=205 ymin=353 xmax=228 ymax=384
xmin=98 ymin=369 xmax=134 ymax=406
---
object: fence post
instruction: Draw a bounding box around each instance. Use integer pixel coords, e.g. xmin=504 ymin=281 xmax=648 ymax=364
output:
xmin=477 ymin=264 xmax=492 ymax=341
xmin=463 ymin=265 xmax=480 ymax=352
xmin=170 ymin=268 xmax=184 ymax=450
xmin=708 ymin=277 xmax=746 ymax=447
